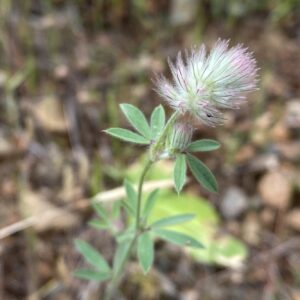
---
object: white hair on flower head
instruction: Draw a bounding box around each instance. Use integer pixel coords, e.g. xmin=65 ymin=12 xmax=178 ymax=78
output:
xmin=154 ymin=39 xmax=258 ymax=126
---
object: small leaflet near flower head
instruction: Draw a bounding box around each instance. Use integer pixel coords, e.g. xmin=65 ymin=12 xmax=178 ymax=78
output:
xmin=154 ymin=39 xmax=258 ymax=127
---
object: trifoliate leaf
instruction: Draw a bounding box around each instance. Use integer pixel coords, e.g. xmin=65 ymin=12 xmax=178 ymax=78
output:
xmin=137 ymin=232 xmax=154 ymax=274
xmin=74 ymin=239 xmax=111 ymax=273
xmin=187 ymin=139 xmax=220 ymax=152
xmin=187 ymin=154 xmax=218 ymax=193
xmin=120 ymin=103 xmax=151 ymax=139
xmin=74 ymin=269 xmax=110 ymax=281
xmin=154 ymin=229 xmax=203 ymax=248
xmin=104 ymin=128 xmax=150 ymax=144
xmin=150 ymin=214 xmax=194 ymax=229
xmin=142 ymin=188 xmax=160 ymax=222
xmin=173 ymin=154 xmax=186 ymax=193
xmin=150 ymin=105 xmax=165 ymax=139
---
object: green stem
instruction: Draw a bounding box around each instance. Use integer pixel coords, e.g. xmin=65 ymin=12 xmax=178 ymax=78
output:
xmin=104 ymin=160 xmax=153 ymax=300
xmin=135 ymin=160 xmax=153 ymax=231
xmin=103 ymin=238 xmax=135 ymax=300
xmin=104 ymin=111 xmax=180 ymax=299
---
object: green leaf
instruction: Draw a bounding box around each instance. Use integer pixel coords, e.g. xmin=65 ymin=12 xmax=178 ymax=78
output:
xmin=113 ymin=240 xmax=131 ymax=275
xmin=173 ymin=154 xmax=187 ymax=194
xmin=150 ymin=105 xmax=165 ymax=139
xmin=120 ymin=103 xmax=151 ymax=139
xmin=74 ymin=239 xmax=111 ymax=273
xmin=142 ymin=188 xmax=159 ymax=221
xmin=116 ymin=229 xmax=135 ymax=243
xmin=187 ymin=154 xmax=218 ymax=193
xmin=124 ymin=179 xmax=137 ymax=209
xmin=88 ymin=219 xmax=109 ymax=230
xmin=121 ymin=200 xmax=135 ymax=217
xmin=150 ymin=214 xmax=195 ymax=229
xmin=74 ymin=269 xmax=111 ymax=281
xmin=154 ymin=229 xmax=203 ymax=248
xmin=92 ymin=202 xmax=109 ymax=224
xmin=126 ymin=156 xmax=248 ymax=267
xmin=104 ymin=128 xmax=150 ymax=144
xmin=137 ymin=232 xmax=154 ymax=274
xmin=112 ymin=201 xmax=121 ymax=219
xmin=187 ymin=139 xmax=220 ymax=152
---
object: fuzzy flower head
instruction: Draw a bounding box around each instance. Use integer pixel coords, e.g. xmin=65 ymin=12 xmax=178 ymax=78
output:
xmin=155 ymin=39 xmax=258 ymax=126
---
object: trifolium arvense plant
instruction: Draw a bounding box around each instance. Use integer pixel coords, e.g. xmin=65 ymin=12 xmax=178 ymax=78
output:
xmin=74 ymin=39 xmax=258 ymax=300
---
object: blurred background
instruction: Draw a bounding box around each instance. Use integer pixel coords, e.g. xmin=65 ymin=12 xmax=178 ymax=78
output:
xmin=0 ymin=0 xmax=300 ymax=299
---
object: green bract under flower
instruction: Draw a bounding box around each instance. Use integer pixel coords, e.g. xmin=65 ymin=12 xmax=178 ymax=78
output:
xmin=169 ymin=123 xmax=193 ymax=154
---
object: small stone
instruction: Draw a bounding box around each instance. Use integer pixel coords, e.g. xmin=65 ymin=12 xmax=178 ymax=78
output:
xmin=251 ymin=130 xmax=268 ymax=146
xmin=260 ymin=208 xmax=276 ymax=226
xmin=170 ymin=0 xmax=198 ymax=25
xmin=271 ymin=121 xmax=290 ymax=142
xmin=132 ymin=84 xmax=147 ymax=98
xmin=286 ymin=209 xmax=300 ymax=231
xmin=30 ymin=96 xmax=67 ymax=133
xmin=226 ymin=221 xmax=241 ymax=235
xmin=275 ymin=142 xmax=300 ymax=162
xmin=254 ymin=112 xmax=273 ymax=130
xmin=242 ymin=213 xmax=261 ymax=245
xmin=285 ymin=100 xmax=300 ymax=129
xmin=221 ymin=187 xmax=248 ymax=219
xmin=21 ymin=188 xmax=79 ymax=232
xmin=251 ymin=112 xmax=273 ymax=146
xmin=235 ymin=144 xmax=255 ymax=163
xmin=54 ymin=64 xmax=69 ymax=79
xmin=258 ymin=171 xmax=292 ymax=210
xmin=292 ymin=289 xmax=300 ymax=300
xmin=180 ymin=290 xmax=198 ymax=300
xmin=249 ymin=154 xmax=279 ymax=172
xmin=0 ymin=131 xmax=29 ymax=159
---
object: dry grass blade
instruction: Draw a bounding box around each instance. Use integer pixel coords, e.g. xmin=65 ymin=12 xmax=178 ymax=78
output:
xmin=0 ymin=179 xmax=174 ymax=239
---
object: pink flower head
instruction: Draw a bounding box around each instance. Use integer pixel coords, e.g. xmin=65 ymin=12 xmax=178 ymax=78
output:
xmin=154 ymin=39 xmax=258 ymax=126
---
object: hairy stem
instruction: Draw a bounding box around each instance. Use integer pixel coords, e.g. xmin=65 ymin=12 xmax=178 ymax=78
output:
xmin=135 ymin=160 xmax=153 ymax=231
xmin=104 ymin=160 xmax=153 ymax=300
xmin=104 ymin=112 xmax=179 ymax=299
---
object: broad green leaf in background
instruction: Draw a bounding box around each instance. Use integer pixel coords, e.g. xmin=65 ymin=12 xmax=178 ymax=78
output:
xmin=173 ymin=154 xmax=187 ymax=194
xmin=74 ymin=239 xmax=111 ymax=273
xmin=124 ymin=179 xmax=137 ymax=209
xmin=148 ymin=192 xmax=248 ymax=268
xmin=154 ymin=229 xmax=203 ymax=248
xmin=142 ymin=188 xmax=160 ymax=222
xmin=187 ymin=139 xmax=220 ymax=152
xmin=104 ymin=128 xmax=150 ymax=144
xmin=74 ymin=269 xmax=111 ymax=281
xmin=137 ymin=232 xmax=154 ymax=274
xmin=127 ymin=156 xmax=248 ymax=268
xmin=187 ymin=154 xmax=218 ymax=193
xmin=150 ymin=214 xmax=194 ymax=229
xmin=126 ymin=154 xmax=173 ymax=182
xmin=150 ymin=105 xmax=165 ymax=139
xmin=120 ymin=103 xmax=151 ymax=139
